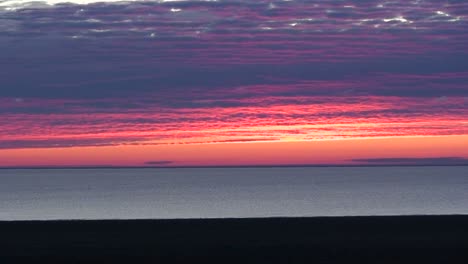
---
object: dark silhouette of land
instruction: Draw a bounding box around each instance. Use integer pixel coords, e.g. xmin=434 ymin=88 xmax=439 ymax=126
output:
xmin=1 ymin=215 xmax=468 ymax=263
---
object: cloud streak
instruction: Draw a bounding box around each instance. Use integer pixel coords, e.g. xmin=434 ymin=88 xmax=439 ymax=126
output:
xmin=144 ymin=160 xmax=173 ymax=165
xmin=352 ymin=157 xmax=468 ymax=166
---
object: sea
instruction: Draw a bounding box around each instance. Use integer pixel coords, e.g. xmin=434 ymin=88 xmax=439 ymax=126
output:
xmin=1 ymin=166 xmax=467 ymax=220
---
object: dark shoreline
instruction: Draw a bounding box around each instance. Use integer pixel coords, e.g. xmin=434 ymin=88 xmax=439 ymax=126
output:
xmin=2 ymin=215 xmax=468 ymax=263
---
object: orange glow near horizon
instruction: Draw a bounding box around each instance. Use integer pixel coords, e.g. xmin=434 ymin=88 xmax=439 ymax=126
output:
xmin=1 ymin=135 xmax=467 ymax=167
xmin=2 ymin=95 xmax=467 ymax=167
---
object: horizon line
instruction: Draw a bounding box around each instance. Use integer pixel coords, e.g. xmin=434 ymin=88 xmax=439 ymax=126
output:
xmin=1 ymin=164 xmax=468 ymax=170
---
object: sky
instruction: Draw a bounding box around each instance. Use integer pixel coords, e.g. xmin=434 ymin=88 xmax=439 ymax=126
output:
xmin=0 ymin=0 xmax=467 ymax=167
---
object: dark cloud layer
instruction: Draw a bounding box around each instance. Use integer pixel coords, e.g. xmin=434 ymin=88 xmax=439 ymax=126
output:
xmin=144 ymin=160 xmax=173 ymax=165
xmin=352 ymin=157 xmax=468 ymax=165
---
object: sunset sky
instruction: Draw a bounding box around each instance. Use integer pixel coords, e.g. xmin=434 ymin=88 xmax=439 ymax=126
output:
xmin=1 ymin=0 xmax=467 ymax=167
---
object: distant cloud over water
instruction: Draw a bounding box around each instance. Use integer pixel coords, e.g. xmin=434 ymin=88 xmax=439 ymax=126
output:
xmin=144 ymin=160 xmax=174 ymax=165
xmin=352 ymin=157 xmax=468 ymax=166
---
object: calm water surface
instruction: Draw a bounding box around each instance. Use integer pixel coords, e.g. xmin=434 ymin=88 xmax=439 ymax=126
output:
xmin=1 ymin=167 xmax=467 ymax=220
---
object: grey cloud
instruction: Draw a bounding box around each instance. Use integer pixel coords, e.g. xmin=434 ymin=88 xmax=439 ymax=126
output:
xmin=2 ymin=56 xmax=468 ymax=100
xmin=352 ymin=157 xmax=468 ymax=165
xmin=144 ymin=160 xmax=174 ymax=166
xmin=0 ymin=137 xmax=149 ymax=149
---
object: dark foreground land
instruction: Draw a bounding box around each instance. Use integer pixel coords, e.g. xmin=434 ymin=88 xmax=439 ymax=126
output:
xmin=1 ymin=215 xmax=468 ymax=263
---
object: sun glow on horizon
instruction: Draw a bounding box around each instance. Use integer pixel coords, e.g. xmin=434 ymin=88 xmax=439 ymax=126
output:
xmin=1 ymin=135 xmax=467 ymax=167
